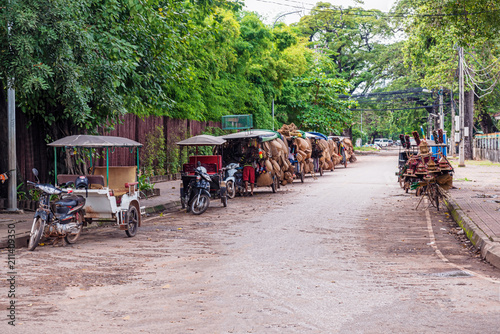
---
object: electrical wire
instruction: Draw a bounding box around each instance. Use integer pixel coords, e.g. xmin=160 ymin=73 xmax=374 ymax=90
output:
xmin=462 ymin=55 xmax=500 ymax=99
xmin=351 ymin=104 xmax=446 ymax=112
xmin=254 ymin=0 xmax=499 ymax=19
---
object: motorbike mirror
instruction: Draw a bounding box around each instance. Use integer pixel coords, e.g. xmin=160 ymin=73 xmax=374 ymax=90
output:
xmin=197 ymin=161 xmax=201 ymax=167
xmin=65 ymin=181 xmax=75 ymax=188
xmin=32 ymin=168 xmax=40 ymax=182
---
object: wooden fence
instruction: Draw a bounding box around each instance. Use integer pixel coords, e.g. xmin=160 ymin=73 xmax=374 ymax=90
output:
xmin=2 ymin=112 xmax=220 ymax=191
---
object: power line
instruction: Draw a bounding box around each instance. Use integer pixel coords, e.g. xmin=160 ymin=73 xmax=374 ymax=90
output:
xmin=340 ymin=88 xmax=432 ymax=99
xmin=255 ymin=0 xmax=499 ymax=18
xmin=352 ymin=104 xmax=448 ymax=112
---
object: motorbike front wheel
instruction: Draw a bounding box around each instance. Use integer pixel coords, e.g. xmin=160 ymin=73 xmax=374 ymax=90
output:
xmin=28 ymin=217 xmax=45 ymax=251
xmin=191 ymin=193 xmax=210 ymax=215
xmin=226 ymin=180 xmax=236 ymax=199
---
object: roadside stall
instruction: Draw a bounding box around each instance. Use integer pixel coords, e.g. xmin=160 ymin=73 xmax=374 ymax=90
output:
xmin=48 ymin=135 xmax=144 ymax=237
xmin=397 ymin=130 xmax=453 ymax=210
xmin=176 ymin=134 xmax=228 ymax=214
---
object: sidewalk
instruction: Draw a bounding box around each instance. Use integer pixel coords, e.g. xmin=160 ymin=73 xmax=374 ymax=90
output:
xmin=0 ymin=179 xmax=182 ymax=249
xmin=444 ymin=157 xmax=500 ymax=269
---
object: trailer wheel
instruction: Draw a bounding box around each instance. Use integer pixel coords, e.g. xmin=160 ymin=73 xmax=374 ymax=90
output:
xmin=125 ymin=206 xmax=139 ymax=237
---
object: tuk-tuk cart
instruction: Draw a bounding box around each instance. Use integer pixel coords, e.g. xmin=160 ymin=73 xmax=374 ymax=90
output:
xmin=220 ymin=129 xmax=281 ymax=193
xmin=48 ymin=135 xmax=144 ymax=237
xmin=176 ymin=135 xmax=228 ymax=213
xmin=305 ymin=132 xmax=329 ymax=176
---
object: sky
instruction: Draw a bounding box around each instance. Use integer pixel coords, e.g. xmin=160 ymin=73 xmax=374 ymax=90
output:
xmin=243 ymin=0 xmax=397 ymax=25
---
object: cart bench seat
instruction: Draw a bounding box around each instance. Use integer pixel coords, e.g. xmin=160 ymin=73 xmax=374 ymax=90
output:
xmin=183 ymin=163 xmax=218 ymax=175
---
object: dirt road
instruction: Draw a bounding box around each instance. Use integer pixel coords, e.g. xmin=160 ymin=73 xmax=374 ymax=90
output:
xmin=2 ymin=152 xmax=500 ymax=333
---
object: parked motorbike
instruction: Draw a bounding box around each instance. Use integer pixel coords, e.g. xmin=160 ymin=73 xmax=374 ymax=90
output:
xmin=224 ymin=163 xmax=245 ymax=199
xmin=182 ymin=164 xmax=213 ymax=215
xmin=27 ymin=169 xmax=87 ymax=251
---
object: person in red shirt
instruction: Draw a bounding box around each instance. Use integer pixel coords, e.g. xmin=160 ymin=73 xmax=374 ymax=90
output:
xmin=240 ymin=142 xmax=258 ymax=196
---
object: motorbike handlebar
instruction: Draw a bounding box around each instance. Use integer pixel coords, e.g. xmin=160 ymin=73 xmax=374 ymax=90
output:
xmin=27 ymin=181 xmax=67 ymax=194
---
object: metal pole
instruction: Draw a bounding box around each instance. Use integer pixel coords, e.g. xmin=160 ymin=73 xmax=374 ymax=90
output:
xmin=54 ymin=147 xmax=57 ymax=185
xmin=106 ymin=148 xmax=109 ymax=187
xmin=7 ymin=79 xmax=17 ymax=211
xmin=450 ymin=95 xmax=456 ymax=157
xmin=439 ymin=87 xmax=444 ymax=130
xmin=7 ymin=6 xmax=17 ymax=211
xmin=270 ymin=11 xmax=300 ymax=133
xmin=458 ymin=47 xmax=465 ymax=167
xmin=272 ymin=99 xmax=275 ymax=131
xmin=136 ymin=147 xmax=139 ymax=182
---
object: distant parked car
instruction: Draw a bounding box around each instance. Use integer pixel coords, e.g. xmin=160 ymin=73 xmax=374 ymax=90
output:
xmin=374 ymin=138 xmax=391 ymax=147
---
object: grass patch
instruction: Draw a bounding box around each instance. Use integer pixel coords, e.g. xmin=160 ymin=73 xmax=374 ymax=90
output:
xmin=454 ymin=177 xmax=473 ymax=182
xmin=449 ymin=159 xmax=500 ymax=167
xmin=355 ymin=146 xmax=379 ymax=152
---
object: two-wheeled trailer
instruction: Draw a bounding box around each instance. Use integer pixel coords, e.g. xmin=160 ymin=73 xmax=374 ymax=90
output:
xmin=176 ymin=135 xmax=228 ymax=214
xmin=47 ymin=135 xmax=144 ymax=238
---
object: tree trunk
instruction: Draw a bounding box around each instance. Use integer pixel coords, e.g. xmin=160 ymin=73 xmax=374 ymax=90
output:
xmin=342 ymin=127 xmax=352 ymax=140
xmin=478 ymin=108 xmax=498 ymax=134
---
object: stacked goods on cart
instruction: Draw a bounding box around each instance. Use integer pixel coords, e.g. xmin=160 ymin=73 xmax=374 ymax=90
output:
xmin=318 ymin=139 xmax=335 ymax=171
xmin=343 ymin=138 xmax=357 ymax=163
xmin=328 ymin=139 xmax=343 ymax=166
xmin=400 ymin=130 xmax=454 ymax=192
xmin=261 ymin=137 xmax=295 ymax=185
xmin=278 ymin=123 xmax=300 ymax=137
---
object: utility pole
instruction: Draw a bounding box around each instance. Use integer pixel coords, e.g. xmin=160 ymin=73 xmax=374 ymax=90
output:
xmin=271 ymin=10 xmax=301 ymax=131
xmin=7 ymin=10 xmax=18 ymax=211
xmin=458 ymin=46 xmax=465 ymax=167
xmin=271 ymin=99 xmax=274 ymax=131
xmin=439 ymin=87 xmax=444 ymax=131
xmin=450 ymin=94 xmax=456 ymax=157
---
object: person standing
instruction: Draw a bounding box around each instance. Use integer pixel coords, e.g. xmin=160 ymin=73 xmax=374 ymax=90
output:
xmin=240 ymin=142 xmax=258 ymax=196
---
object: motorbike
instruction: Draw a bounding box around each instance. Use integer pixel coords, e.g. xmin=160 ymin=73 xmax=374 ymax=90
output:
xmin=27 ymin=168 xmax=87 ymax=251
xmin=224 ymin=163 xmax=245 ymax=199
xmin=182 ymin=164 xmax=214 ymax=215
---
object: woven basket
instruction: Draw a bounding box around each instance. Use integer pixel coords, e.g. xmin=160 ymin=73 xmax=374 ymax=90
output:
xmin=256 ymin=173 xmax=273 ymax=187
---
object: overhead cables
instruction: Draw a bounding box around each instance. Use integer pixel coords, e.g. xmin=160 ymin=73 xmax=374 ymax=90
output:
xmin=351 ymin=104 xmax=449 ymax=112
xmin=254 ymin=0 xmax=499 ymax=19
xmin=462 ymin=54 xmax=500 ymax=99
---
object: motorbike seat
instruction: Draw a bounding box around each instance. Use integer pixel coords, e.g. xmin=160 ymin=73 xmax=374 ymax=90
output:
xmin=55 ymin=195 xmax=85 ymax=207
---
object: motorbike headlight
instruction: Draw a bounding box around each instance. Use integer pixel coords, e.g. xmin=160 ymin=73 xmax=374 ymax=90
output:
xmin=39 ymin=184 xmax=61 ymax=195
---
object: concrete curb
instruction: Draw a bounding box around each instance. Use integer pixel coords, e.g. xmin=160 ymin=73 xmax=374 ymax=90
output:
xmin=0 ymin=219 xmax=30 ymax=249
xmin=144 ymin=200 xmax=181 ymax=214
xmin=443 ymin=194 xmax=500 ymax=270
xmin=0 ymin=201 xmax=182 ymax=249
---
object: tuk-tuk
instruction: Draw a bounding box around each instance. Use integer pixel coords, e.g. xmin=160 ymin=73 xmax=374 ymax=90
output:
xmin=48 ymin=135 xmax=144 ymax=237
xmin=220 ymin=129 xmax=281 ymax=194
xmin=176 ymin=135 xmax=228 ymax=214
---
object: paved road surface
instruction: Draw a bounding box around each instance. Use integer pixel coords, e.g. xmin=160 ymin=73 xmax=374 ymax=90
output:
xmin=2 ymin=152 xmax=499 ymax=333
